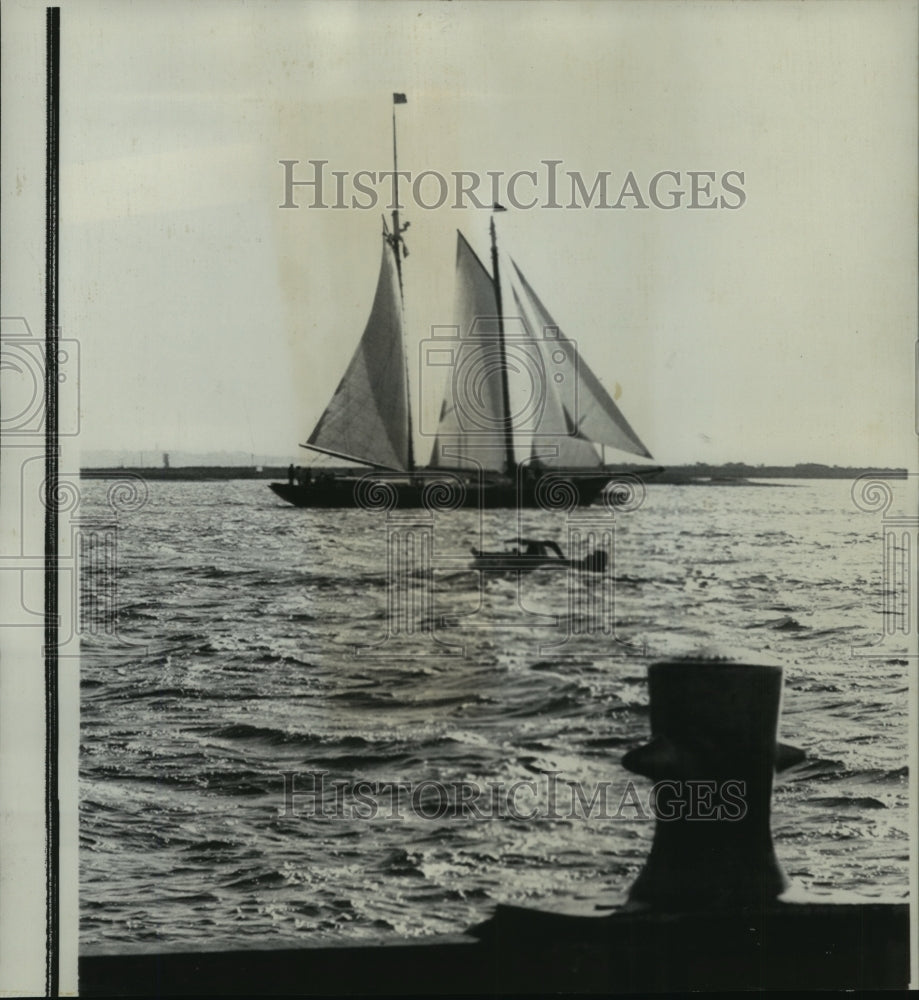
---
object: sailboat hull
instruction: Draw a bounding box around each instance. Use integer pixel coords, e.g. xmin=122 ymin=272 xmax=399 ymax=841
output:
xmin=268 ymin=471 xmax=650 ymax=510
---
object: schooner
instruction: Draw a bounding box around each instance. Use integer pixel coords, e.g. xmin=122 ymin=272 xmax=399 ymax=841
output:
xmin=270 ymin=96 xmax=653 ymax=510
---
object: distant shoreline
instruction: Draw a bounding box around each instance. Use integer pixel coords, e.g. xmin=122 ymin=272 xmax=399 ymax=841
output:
xmin=79 ymin=464 xmax=909 ymax=483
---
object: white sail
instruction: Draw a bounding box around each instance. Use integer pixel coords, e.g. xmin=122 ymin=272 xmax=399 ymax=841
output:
xmin=429 ymin=232 xmax=509 ymax=473
xmin=511 ymin=285 xmax=604 ymax=469
xmin=510 ymin=259 xmax=653 ymax=460
xmin=528 ymin=412 xmax=604 ymax=468
xmin=306 ymin=238 xmax=410 ymax=470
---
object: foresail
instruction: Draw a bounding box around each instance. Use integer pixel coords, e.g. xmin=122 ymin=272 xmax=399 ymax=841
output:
xmin=512 ymin=286 xmax=603 ymax=469
xmin=306 ymin=239 xmax=410 ymax=470
xmin=529 ymin=413 xmax=604 ymax=468
xmin=529 ymin=430 xmax=603 ymax=469
xmin=510 ymin=259 xmax=652 ymax=460
xmin=429 ymin=233 xmax=508 ymax=473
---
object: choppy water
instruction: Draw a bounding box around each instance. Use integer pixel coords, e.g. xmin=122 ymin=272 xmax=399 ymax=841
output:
xmin=80 ymin=478 xmax=910 ymax=950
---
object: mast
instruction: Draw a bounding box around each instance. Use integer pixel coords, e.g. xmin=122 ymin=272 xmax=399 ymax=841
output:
xmin=391 ymin=101 xmax=405 ymax=300
xmin=490 ymin=210 xmax=515 ymax=478
xmin=390 ymin=93 xmax=415 ymax=471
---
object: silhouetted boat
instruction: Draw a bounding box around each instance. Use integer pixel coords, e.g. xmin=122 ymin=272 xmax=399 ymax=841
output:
xmin=470 ymin=538 xmax=608 ymax=573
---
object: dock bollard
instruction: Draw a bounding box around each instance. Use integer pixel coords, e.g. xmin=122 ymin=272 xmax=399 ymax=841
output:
xmin=622 ymin=658 xmax=802 ymax=910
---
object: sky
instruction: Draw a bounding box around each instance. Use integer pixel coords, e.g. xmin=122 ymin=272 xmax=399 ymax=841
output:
xmin=60 ymin=0 xmax=917 ymax=468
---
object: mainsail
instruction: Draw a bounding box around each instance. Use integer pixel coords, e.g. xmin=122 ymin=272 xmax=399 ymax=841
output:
xmin=509 ymin=259 xmax=652 ymax=461
xmin=429 ymin=233 xmax=510 ymax=473
xmin=305 ymin=235 xmax=411 ymax=470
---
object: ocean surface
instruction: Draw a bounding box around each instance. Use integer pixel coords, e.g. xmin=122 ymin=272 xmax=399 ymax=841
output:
xmin=79 ymin=478 xmax=911 ymax=950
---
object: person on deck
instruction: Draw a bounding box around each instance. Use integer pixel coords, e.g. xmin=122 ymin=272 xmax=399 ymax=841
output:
xmin=287 ymin=464 xmax=295 ymax=485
